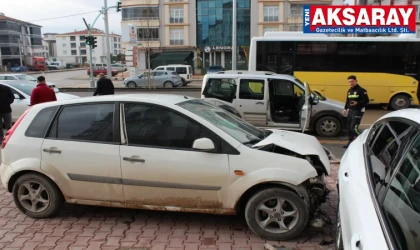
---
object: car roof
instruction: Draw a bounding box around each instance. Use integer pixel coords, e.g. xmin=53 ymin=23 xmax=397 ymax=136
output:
xmin=378 ymin=109 xmax=420 ymax=125
xmin=204 ymin=70 xmax=296 ymax=80
xmin=31 ymin=94 xmax=197 ymax=109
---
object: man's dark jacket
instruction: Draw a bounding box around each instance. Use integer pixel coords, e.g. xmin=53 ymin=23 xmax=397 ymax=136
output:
xmin=344 ymin=84 xmax=369 ymax=110
xmin=93 ymin=78 xmax=115 ymax=96
xmin=0 ymin=85 xmax=14 ymax=113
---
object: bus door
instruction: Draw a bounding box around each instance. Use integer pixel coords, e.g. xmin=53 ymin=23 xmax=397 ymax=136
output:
xmin=234 ymin=77 xmax=268 ymax=126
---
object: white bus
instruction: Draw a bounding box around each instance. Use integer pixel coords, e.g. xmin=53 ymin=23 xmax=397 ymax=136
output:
xmin=248 ymin=32 xmax=420 ymax=110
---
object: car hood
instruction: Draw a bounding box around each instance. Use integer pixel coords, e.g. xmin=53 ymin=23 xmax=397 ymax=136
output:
xmin=320 ymin=98 xmax=345 ymax=109
xmin=56 ymin=93 xmax=80 ymax=100
xmin=252 ymin=129 xmax=331 ymax=174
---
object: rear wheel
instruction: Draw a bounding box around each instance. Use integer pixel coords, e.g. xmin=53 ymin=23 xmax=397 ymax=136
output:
xmin=244 ymin=188 xmax=309 ymax=241
xmin=164 ymin=81 xmax=174 ymax=88
xmin=181 ymin=78 xmax=187 ymax=86
xmin=390 ymin=94 xmax=410 ymax=110
xmin=12 ymin=173 xmax=62 ymax=218
xmin=127 ymin=82 xmax=136 ymax=88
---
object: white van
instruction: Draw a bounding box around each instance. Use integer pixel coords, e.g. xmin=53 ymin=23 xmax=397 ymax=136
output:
xmin=201 ymin=71 xmax=347 ymax=137
xmin=154 ymin=64 xmax=193 ymax=86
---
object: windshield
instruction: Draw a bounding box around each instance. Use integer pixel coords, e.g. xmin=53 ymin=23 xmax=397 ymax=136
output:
xmin=10 ymin=82 xmax=37 ymax=95
xmin=177 ymin=99 xmax=266 ymax=144
xmin=293 ymin=78 xmax=323 ymax=99
xmin=15 ymin=75 xmax=36 ymax=81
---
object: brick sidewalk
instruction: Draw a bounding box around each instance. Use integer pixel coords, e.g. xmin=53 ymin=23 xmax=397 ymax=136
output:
xmin=0 ymin=164 xmax=339 ymax=250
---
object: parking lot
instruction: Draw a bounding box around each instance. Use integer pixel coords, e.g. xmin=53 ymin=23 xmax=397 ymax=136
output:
xmin=0 ymin=158 xmax=338 ymax=250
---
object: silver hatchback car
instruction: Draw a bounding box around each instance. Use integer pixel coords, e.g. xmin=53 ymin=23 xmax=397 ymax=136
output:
xmin=124 ymin=70 xmax=183 ymax=88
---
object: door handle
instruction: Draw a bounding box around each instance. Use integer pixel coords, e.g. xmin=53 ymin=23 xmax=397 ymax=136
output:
xmin=43 ymin=148 xmax=61 ymax=154
xmin=123 ymin=157 xmax=145 ymax=163
xmin=342 ymin=172 xmax=350 ymax=182
xmin=255 ymin=101 xmax=264 ymax=105
xmin=351 ymin=234 xmax=361 ymax=250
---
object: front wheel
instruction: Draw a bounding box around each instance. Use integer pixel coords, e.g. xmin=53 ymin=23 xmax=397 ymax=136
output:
xmin=315 ymin=115 xmax=341 ymax=137
xmin=163 ymin=81 xmax=174 ymax=88
xmin=244 ymin=188 xmax=309 ymax=241
xmin=390 ymin=94 xmax=410 ymax=110
xmin=12 ymin=173 xmax=62 ymax=218
xmin=127 ymin=81 xmax=136 ymax=88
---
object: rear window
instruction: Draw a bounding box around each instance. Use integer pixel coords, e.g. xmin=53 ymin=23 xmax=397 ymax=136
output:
xmin=176 ymin=67 xmax=187 ymax=74
xmin=25 ymin=106 xmax=59 ymax=138
xmin=171 ymin=72 xmax=178 ymax=75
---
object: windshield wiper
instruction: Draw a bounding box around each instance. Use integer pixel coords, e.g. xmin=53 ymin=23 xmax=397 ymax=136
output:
xmin=243 ymin=138 xmax=262 ymax=145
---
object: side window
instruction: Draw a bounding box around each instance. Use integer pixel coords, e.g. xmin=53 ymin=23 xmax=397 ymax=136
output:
xmin=238 ymin=79 xmax=264 ymax=100
xmin=154 ymin=71 xmax=164 ymax=76
xmin=368 ymin=120 xmax=413 ymax=197
xmin=0 ymin=76 xmax=5 ymax=80
xmin=5 ymin=76 xmax=16 ymax=80
xmin=272 ymin=79 xmax=294 ymax=96
xmin=8 ymin=88 xmax=21 ymax=98
xmin=176 ymin=67 xmax=187 ymax=74
xmin=167 ymin=67 xmax=175 ymax=71
xmin=156 ymin=67 xmax=164 ymax=70
xmin=382 ymin=134 xmax=420 ymax=250
xmin=123 ymin=103 xmax=220 ymax=150
xmin=48 ymin=103 xmax=114 ymax=143
xmin=25 ymin=106 xmax=59 ymax=138
xmin=202 ymin=78 xmax=237 ymax=102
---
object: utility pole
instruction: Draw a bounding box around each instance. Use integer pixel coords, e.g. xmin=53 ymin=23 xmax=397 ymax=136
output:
xmin=104 ymin=0 xmax=112 ymax=78
xmin=232 ymin=0 xmax=237 ymax=70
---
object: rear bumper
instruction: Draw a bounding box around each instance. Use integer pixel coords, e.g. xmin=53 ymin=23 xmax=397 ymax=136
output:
xmin=0 ymin=163 xmax=11 ymax=190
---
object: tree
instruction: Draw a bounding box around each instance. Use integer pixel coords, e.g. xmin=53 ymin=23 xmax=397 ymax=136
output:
xmin=139 ymin=1 xmax=156 ymax=89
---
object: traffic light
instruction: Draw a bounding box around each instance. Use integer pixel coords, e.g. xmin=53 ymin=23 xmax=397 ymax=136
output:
xmin=116 ymin=1 xmax=121 ymax=12
xmin=85 ymin=36 xmax=91 ymax=46
xmin=92 ymin=36 xmax=97 ymax=49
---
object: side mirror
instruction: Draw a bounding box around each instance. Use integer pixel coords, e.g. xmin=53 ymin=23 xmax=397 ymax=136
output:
xmin=312 ymin=95 xmax=319 ymax=105
xmin=192 ymin=138 xmax=215 ymax=152
xmin=14 ymin=94 xmax=21 ymax=99
xmin=54 ymin=87 xmax=59 ymax=93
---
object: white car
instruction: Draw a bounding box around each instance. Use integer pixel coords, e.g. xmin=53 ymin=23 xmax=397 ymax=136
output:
xmin=1 ymin=94 xmax=330 ymax=240
xmin=337 ymin=108 xmax=420 ymax=250
xmin=0 ymin=80 xmax=79 ymax=122
xmin=0 ymin=74 xmax=58 ymax=88
xmin=111 ymin=63 xmax=127 ymax=72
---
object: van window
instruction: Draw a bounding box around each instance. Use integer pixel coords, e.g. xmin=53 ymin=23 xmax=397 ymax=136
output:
xmin=176 ymin=67 xmax=187 ymax=74
xmin=167 ymin=67 xmax=175 ymax=71
xmin=239 ymin=79 xmax=265 ymax=100
xmin=156 ymin=67 xmax=164 ymax=70
xmin=202 ymin=78 xmax=237 ymax=103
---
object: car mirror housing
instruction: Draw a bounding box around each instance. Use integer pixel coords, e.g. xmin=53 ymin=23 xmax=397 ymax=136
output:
xmin=192 ymin=138 xmax=215 ymax=152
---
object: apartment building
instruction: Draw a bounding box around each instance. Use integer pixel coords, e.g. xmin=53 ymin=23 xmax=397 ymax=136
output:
xmin=0 ymin=12 xmax=44 ymax=69
xmin=55 ymin=29 xmax=122 ymax=64
xmin=43 ymin=33 xmax=58 ymax=58
xmin=121 ymin=0 xmax=196 ymax=70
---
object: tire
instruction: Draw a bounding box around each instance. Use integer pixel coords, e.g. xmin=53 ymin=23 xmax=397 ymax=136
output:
xmin=315 ymin=115 xmax=341 ymax=137
xmin=127 ymin=81 xmax=136 ymax=88
xmin=390 ymin=94 xmax=410 ymax=110
xmin=164 ymin=81 xmax=174 ymax=88
xmin=244 ymin=188 xmax=309 ymax=241
xmin=181 ymin=78 xmax=187 ymax=86
xmin=12 ymin=173 xmax=62 ymax=218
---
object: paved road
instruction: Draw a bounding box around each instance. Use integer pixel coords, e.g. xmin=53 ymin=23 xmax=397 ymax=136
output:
xmin=30 ymin=70 xmax=89 ymax=87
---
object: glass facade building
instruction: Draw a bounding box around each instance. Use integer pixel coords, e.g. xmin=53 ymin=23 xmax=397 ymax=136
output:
xmin=196 ymin=0 xmax=250 ymax=70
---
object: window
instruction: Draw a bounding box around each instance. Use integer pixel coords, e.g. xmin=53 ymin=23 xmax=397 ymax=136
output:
xmin=290 ymin=4 xmax=304 ymax=17
xmin=137 ymin=28 xmax=159 ymax=41
xmin=71 ymin=50 xmax=77 ymax=55
xmin=62 ymin=44 xmax=67 ymax=48
xmin=25 ymin=106 xmax=59 ymax=138
xmin=202 ymin=78 xmax=237 ymax=103
xmin=271 ymin=79 xmax=295 ymax=96
xmin=176 ymin=67 xmax=187 ymax=74
xmin=170 ymin=0 xmax=183 ymax=2
xmin=170 ymin=7 xmax=184 ymax=23
xmin=288 ymin=25 xmax=303 ymax=32
xmin=123 ymin=103 xmax=218 ymax=150
xmin=70 ymin=36 xmax=76 ymax=41
xmin=382 ymin=134 xmax=420 ymax=250
xmin=170 ymin=28 xmax=184 ymax=45
xmin=71 ymin=43 xmax=76 ymax=49
xmin=48 ymin=103 xmax=115 ymax=143
xmin=63 ymin=50 xmax=67 ymax=55
xmin=80 ymin=43 xmax=86 ymax=48
xmin=263 ymin=5 xmax=279 ymax=22
xmin=81 ymin=50 xmax=87 ymax=55
xmin=80 ymin=35 xmax=86 ymax=40
xmin=154 ymin=71 xmax=166 ymax=76
xmin=239 ymin=79 xmax=265 ymax=100
xmin=368 ymin=120 xmax=413 ymax=197
xmin=122 ymin=6 xmax=159 ymax=20
xmin=263 ymin=27 xmax=279 ymax=34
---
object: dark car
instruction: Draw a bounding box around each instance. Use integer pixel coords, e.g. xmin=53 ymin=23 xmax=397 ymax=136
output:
xmin=207 ymin=65 xmax=224 ymax=73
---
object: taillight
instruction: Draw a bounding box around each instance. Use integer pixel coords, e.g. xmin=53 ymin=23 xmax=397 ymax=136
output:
xmin=2 ymin=108 xmax=31 ymax=149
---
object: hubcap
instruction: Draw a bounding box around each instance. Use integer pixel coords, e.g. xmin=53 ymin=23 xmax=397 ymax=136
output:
xmin=164 ymin=83 xmax=172 ymax=88
xmin=17 ymin=181 xmax=50 ymax=213
xmin=320 ymin=120 xmax=337 ymax=134
xmin=255 ymin=197 xmax=299 ymax=234
xmin=128 ymin=83 xmax=135 ymax=88
xmin=395 ymin=98 xmax=407 ymax=108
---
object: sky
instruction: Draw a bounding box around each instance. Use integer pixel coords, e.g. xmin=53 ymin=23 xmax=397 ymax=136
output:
xmin=2 ymin=0 xmax=122 ymax=35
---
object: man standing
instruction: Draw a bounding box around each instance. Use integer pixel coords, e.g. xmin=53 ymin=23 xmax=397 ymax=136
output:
xmin=0 ymin=84 xmax=14 ymax=139
xmin=343 ymin=75 xmax=369 ymax=148
xmin=30 ymin=76 xmax=57 ymax=106
xmin=93 ymin=73 xmax=114 ymax=96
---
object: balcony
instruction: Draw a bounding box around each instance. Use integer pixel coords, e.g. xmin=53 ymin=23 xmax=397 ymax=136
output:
xmin=121 ymin=18 xmax=160 ymax=27
xmin=287 ymin=14 xmax=303 ymax=25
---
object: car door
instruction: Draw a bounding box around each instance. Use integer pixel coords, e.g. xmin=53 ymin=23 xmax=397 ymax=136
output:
xmin=40 ymin=102 xmax=124 ymax=202
xmin=135 ymin=73 xmax=147 ymax=87
xmin=234 ymin=77 xmax=267 ymax=126
xmin=153 ymin=71 xmax=165 ymax=86
xmin=2 ymin=84 xmax=29 ymax=121
xmin=119 ymin=102 xmax=230 ymax=209
xmin=300 ymin=82 xmax=311 ymax=132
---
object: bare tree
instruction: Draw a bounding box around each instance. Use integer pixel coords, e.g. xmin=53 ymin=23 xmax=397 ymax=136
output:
xmin=139 ymin=1 xmax=156 ymax=88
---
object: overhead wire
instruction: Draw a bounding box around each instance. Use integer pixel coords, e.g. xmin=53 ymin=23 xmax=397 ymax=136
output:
xmin=27 ymin=9 xmax=120 ymax=22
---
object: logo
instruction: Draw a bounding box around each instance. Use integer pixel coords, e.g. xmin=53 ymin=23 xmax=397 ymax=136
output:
xmin=204 ymin=46 xmax=211 ymax=53
xmin=303 ymin=6 xmax=416 ymax=34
